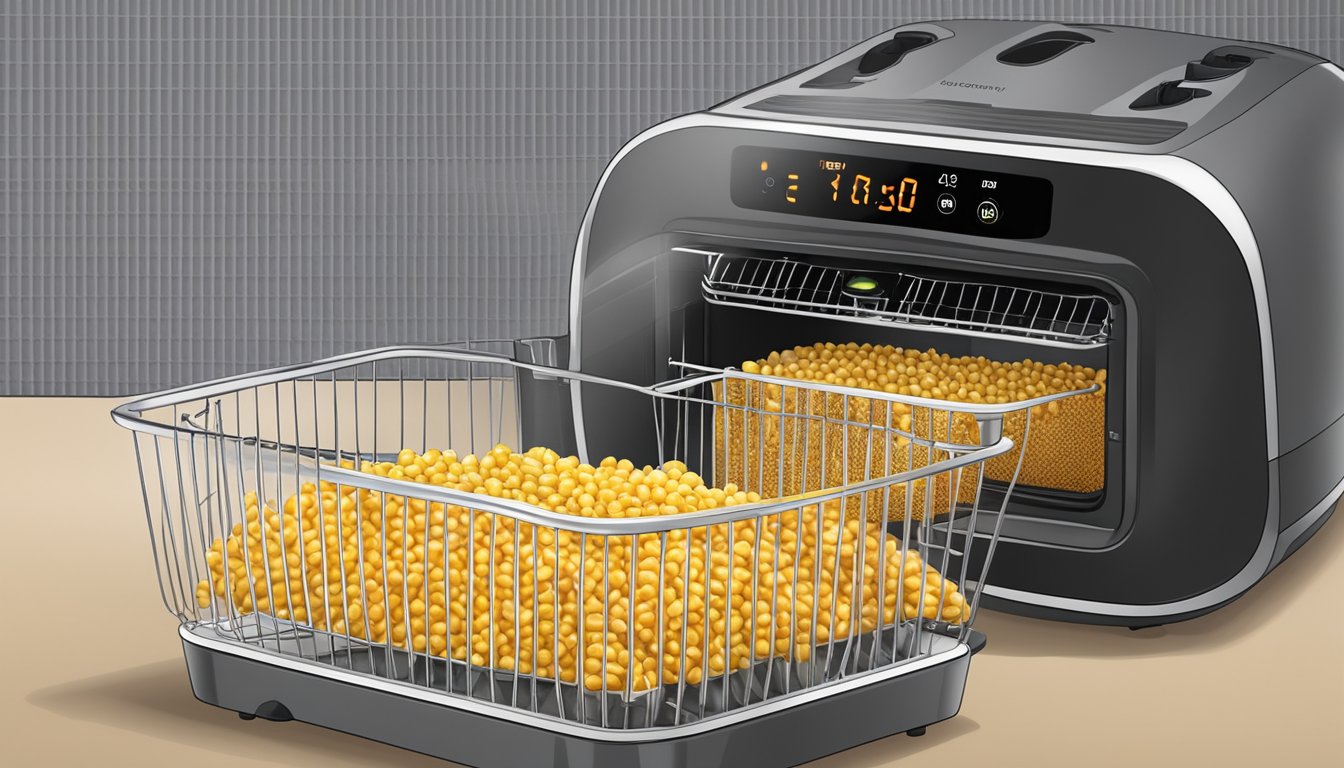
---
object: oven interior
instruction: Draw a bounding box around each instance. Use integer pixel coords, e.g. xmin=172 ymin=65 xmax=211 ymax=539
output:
xmin=638 ymin=241 xmax=1128 ymax=551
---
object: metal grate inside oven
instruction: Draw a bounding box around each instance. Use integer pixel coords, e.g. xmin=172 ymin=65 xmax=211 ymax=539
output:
xmin=691 ymin=248 xmax=1113 ymax=348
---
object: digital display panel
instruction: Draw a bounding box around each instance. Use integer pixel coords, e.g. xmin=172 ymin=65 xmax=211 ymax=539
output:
xmin=730 ymin=146 xmax=1053 ymax=239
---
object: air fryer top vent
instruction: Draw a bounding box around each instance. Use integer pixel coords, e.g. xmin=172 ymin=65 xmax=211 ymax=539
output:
xmin=995 ymin=31 xmax=1095 ymax=66
xmin=713 ymin=20 xmax=1323 ymax=150
xmin=691 ymin=249 xmax=1113 ymax=348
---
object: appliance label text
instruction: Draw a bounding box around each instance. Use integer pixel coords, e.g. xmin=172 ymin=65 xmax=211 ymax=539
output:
xmin=940 ymin=80 xmax=1006 ymax=93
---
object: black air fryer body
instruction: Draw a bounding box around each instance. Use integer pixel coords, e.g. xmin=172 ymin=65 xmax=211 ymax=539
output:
xmin=562 ymin=21 xmax=1344 ymax=625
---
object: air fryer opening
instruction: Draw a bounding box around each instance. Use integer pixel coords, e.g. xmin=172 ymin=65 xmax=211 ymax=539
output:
xmin=662 ymin=245 xmax=1126 ymax=541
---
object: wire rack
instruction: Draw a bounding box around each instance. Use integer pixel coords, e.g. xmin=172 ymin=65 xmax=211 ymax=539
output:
xmin=696 ymin=249 xmax=1113 ymax=347
xmin=113 ymin=345 xmax=1091 ymax=738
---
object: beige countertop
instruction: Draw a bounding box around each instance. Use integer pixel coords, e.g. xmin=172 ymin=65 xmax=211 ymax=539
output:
xmin=4 ymin=396 xmax=1342 ymax=767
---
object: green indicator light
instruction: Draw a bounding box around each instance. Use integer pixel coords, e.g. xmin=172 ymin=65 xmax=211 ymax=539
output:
xmin=845 ymin=275 xmax=879 ymax=293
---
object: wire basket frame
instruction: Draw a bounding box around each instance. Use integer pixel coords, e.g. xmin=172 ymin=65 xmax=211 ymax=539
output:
xmin=113 ymin=346 xmax=1087 ymax=734
xmin=696 ymin=249 xmax=1113 ymax=348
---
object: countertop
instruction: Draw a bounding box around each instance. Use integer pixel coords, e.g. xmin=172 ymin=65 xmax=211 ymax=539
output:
xmin=4 ymin=397 xmax=1341 ymax=767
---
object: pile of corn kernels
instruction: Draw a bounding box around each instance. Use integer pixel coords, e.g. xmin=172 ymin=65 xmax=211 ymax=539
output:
xmin=729 ymin=343 xmax=1107 ymax=507
xmin=198 ymin=445 xmax=963 ymax=692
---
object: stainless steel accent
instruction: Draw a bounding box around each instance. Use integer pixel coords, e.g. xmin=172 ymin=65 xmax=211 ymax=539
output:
xmin=695 ymin=249 xmax=1113 ymax=348
xmin=116 ymin=345 xmax=1091 ymax=739
xmin=1274 ymin=473 xmax=1344 ymax=562
xmin=983 ymin=469 xmax=1342 ymax=619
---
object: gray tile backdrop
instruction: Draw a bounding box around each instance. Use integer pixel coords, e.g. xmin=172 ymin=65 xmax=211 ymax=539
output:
xmin=3 ymin=1 xmax=1341 ymax=395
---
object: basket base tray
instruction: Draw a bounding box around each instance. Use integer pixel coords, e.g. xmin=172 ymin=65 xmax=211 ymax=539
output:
xmin=180 ymin=627 xmax=976 ymax=768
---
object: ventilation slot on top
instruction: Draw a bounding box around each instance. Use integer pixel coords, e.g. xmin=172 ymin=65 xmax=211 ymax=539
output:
xmin=1184 ymin=46 xmax=1267 ymax=81
xmin=857 ymin=31 xmax=938 ymax=75
xmin=803 ymin=30 xmax=940 ymax=88
xmin=690 ymin=249 xmax=1113 ymax=348
xmin=996 ymin=31 xmax=1094 ymax=66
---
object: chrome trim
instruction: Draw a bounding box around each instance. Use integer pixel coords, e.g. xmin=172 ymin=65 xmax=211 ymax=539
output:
xmin=984 ymin=471 xmax=1343 ymax=619
xmin=567 ymin=111 xmax=1280 ymax=620
xmin=1273 ymin=472 xmax=1344 ymax=563
xmin=180 ymin=623 xmax=969 ymax=743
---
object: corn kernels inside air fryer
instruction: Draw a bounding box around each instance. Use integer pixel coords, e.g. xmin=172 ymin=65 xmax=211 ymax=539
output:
xmin=718 ymin=342 xmax=1107 ymax=522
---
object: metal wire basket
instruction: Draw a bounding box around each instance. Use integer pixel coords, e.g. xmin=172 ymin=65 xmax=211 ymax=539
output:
xmin=112 ymin=344 xmax=1091 ymax=766
xmin=697 ymin=248 xmax=1114 ymax=348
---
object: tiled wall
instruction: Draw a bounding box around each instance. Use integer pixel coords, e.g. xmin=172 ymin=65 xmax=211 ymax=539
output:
xmin=3 ymin=1 xmax=1339 ymax=394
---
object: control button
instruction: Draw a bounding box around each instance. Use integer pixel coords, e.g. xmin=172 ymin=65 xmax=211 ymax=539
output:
xmin=936 ymin=193 xmax=957 ymax=214
xmin=976 ymin=199 xmax=1000 ymax=225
